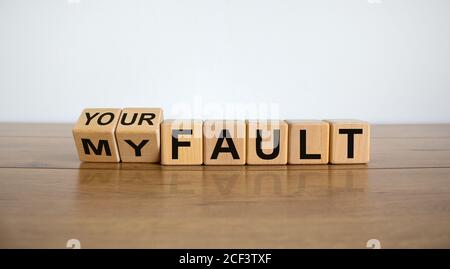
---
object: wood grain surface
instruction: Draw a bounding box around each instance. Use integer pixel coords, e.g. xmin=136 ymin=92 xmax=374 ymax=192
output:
xmin=1 ymin=123 xmax=450 ymax=248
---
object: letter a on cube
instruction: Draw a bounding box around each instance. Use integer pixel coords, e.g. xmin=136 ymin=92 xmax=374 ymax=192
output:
xmin=115 ymin=108 xmax=163 ymax=163
xmin=72 ymin=108 xmax=122 ymax=162
xmin=203 ymin=120 xmax=246 ymax=165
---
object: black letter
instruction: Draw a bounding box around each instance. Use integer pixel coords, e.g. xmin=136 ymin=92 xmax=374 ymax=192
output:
xmin=124 ymin=139 xmax=149 ymax=156
xmin=97 ymin=112 xmax=114 ymax=125
xmin=81 ymin=138 xmax=111 ymax=156
xmin=256 ymin=129 xmax=280 ymax=160
xmin=172 ymin=129 xmax=192 ymax=159
xmin=85 ymin=112 xmax=99 ymax=125
xmin=211 ymin=129 xmax=240 ymax=159
xmin=139 ymin=113 xmax=156 ymax=125
xmin=339 ymin=128 xmax=363 ymax=158
xmin=300 ymin=130 xmax=321 ymax=159
xmin=120 ymin=113 xmax=137 ymax=125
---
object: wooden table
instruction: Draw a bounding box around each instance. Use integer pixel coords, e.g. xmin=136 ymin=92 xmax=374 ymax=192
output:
xmin=1 ymin=123 xmax=450 ymax=248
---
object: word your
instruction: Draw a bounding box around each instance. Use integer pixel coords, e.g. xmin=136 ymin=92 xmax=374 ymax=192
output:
xmin=73 ymin=108 xmax=370 ymax=165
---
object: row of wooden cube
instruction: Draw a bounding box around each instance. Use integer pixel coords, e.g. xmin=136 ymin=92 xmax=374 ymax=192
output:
xmin=72 ymin=108 xmax=370 ymax=165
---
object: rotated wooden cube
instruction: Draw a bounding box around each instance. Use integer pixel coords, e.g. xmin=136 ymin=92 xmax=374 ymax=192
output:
xmin=327 ymin=119 xmax=370 ymax=164
xmin=161 ymin=120 xmax=203 ymax=165
xmin=246 ymin=120 xmax=288 ymax=165
xmin=72 ymin=108 xmax=121 ymax=162
xmin=287 ymin=120 xmax=329 ymax=164
xmin=203 ymin=120 xmax=246 ymax=165
xmin=115 ymin=108 xmax=163 ymax=163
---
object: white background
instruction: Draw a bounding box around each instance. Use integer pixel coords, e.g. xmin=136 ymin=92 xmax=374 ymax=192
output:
xmin=1 ymin=0 xmax=449 ymax=123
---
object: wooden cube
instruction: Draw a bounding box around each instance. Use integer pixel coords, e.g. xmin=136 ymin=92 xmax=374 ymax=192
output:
xmin=161 ymin=120 xmax=203 ymax=165
xmin=72 ymin=108 xmax=122 ymax=162
xmin=287 ymin=120 xmax=329 ymax=164
xmin=327 ymin=120 xmax=370 ymax=164
xmin=246 ymin=120 xmax=288 ymax=165
xmin=203 ymin=120 xmax=246 ymax=165
xmin=115 ymin=108 xmax=163 ymax=163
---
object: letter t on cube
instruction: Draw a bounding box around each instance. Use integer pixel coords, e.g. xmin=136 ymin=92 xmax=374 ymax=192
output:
xmin=327 ymin=119 xmax=370 ymax=164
